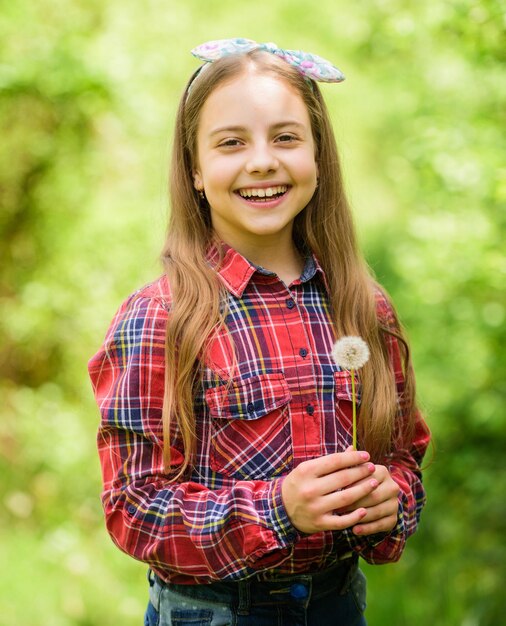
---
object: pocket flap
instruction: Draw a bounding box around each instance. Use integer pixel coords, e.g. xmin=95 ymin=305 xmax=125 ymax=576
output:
xmin=334 ymin=370 xmax=362 ymax=403
xmin=205 ymin=372 xmax=291 ymax=420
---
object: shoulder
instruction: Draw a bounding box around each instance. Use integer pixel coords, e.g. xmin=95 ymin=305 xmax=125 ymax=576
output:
xmin=125 ymin=274 xmax=172 ymax=309
xmin=102 ymin=275 xmax=173 ymax=345
xmin=117 ymin=274 xmax=172 ymax=317
xmin=89 ymin=276 xmax=171 ymax=375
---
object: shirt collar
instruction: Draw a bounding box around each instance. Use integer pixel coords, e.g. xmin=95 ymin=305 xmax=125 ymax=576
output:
xmin=207 ymin=241 xmax=327 ymax=298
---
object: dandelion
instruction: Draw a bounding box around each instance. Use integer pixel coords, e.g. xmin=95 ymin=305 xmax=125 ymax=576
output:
xmin=332 ymin=336 xmax=370 ymax=449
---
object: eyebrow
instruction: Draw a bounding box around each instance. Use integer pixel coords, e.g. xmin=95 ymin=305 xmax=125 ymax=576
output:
xmin=209 ymin=121 xmax=306 ymax=137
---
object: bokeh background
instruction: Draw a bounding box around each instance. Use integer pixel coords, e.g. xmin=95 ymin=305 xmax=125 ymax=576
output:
xmin=1 ymin=1 xmax=504 ymax=624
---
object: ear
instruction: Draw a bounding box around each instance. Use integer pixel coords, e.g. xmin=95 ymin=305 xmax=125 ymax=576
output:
xmin=193 ymin=171 xmax=203 ymax=191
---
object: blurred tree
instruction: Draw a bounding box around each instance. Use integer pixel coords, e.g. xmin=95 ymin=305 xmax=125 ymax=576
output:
xmin=0 ymin=49 xmax=111 ymax=386
xmin=351 ymin=1 xmax=506 ymax=624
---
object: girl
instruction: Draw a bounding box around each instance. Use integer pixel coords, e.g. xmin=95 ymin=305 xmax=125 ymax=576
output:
xmin=89 ymin=38 xmax=430 ymax=626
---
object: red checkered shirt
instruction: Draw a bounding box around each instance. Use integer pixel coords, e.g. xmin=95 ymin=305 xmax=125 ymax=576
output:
xmin=88 ymin=244 xmax=430 ymax=584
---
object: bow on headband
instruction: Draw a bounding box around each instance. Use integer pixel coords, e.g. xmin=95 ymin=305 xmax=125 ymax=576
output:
xmin=191 ymin=38 xmax=345 ymax=83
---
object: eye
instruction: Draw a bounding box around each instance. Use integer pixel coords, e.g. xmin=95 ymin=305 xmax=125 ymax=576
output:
xmin=218 ymin=138 xmax=243 ymax=148
xmin=275 ymin=133 xmax=298 ymax=143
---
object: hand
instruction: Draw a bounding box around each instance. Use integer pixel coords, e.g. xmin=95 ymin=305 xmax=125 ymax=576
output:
xmin=281 ymin=450 xmax=379 ymax=534
xmin=349 ymin=464 xmax=401 ymax=536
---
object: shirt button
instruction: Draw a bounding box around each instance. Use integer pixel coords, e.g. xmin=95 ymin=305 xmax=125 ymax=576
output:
xmin=247 ymin=402 xmax=255 ymax=414
xmin=299 ymin=348 xmax=308 ymax=358
xmin=286 ymin=298 xmax=295 ymax=309
xmin=290 ymin=583 xmax=309 ymax=599
xmin=306 ymin=404 xmax=315 ymax=416
xmin=127 ymin=505 xmax=136 ymax=516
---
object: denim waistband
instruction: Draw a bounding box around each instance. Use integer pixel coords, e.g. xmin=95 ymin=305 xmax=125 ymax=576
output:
xmin=150 ymin=556 xmax=358 ymax=612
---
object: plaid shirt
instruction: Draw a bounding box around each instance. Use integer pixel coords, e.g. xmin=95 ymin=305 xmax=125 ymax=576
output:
xmin=88 ymin=245 xmax=430 ymax=584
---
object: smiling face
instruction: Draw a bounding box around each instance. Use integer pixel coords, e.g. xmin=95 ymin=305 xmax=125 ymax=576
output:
xmin=193 ymin=69 xmax=318 ymax=256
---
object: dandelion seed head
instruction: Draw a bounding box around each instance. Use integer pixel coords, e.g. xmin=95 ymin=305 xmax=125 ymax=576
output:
xmin=332 ymin=336 xmax=370 ymax=370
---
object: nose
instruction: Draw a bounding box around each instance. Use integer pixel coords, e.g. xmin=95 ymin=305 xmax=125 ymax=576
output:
xmin=245 ymin=141 xmax=279 ymax=174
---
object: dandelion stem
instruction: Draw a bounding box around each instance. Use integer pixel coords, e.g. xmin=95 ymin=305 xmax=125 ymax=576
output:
xmin=351 ymin=367 xmax=357 ymax=449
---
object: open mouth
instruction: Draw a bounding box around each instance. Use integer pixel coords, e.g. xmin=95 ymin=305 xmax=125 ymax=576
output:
xmin=236 ymin=185 xmax=290 ymax=202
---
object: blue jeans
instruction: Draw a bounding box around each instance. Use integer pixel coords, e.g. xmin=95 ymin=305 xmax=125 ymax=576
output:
xmin=144 ymin=558 xmax=367 ymax=626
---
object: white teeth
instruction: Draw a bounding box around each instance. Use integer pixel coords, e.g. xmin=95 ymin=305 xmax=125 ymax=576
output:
xmin=238 ymin=185 xmax=288 ymax=198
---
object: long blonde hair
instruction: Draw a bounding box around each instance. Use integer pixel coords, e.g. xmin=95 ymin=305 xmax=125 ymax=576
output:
xmin=162 ymin=51 xmax=417 ymax=478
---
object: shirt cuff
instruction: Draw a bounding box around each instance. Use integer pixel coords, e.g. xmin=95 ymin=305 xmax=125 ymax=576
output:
xmin=265 ymin=476 xmax=299 ymax=546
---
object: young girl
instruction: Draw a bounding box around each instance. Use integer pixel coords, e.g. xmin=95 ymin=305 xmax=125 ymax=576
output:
xmin=89 ymin=38 xmax=430 ymax=626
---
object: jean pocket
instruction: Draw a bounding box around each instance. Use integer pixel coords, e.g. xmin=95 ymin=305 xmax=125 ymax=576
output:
xmin=162 ymin=585 xmax=233 ymax=626
xmin=205 ymin=372 xmax=292 ymax=479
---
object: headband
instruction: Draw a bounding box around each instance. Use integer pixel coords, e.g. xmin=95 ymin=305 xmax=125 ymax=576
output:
xmin=190 ymin=38 xmax=345 ymax=84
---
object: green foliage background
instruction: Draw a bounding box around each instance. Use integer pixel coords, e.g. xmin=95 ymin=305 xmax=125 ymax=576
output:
xmin=1 ymin=1 xmax=504 ymax=624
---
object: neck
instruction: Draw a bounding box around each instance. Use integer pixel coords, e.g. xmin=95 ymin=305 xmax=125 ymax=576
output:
xmin=236 ymin=239 xmax=304 ymax=285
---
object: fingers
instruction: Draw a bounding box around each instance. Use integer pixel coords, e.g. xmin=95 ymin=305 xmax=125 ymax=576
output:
xmin=322 ymin=474 xmax=379 ymax=513
xmin=352 ymin=502 xmax=398 ymax=535
xmin=344 ymin=465 xmax=399 ymax=506
xmin=320 ymin=507 xmax=368 ymax=531
xmin=350 ymin=469 xmax=400 ymax=536
xmin=281 ymin=451 xmax=376 ymax=534
xmin=303 ymin=450 xmax=371 ymax=479
xmin=283 ymin=472 xmax=379 ymax=534
xmin=347 ymin=481 xmax=396 ymax=510
xmin=281 ymin=454 xmax=401 ymax=535
xmin=317 ymin=462 xmax=376 ymax=495
xmin=332 ymin=474 xmax=379 ymax=514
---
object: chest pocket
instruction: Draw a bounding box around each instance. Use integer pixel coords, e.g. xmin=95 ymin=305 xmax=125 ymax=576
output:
xmin=334 ymin=368 xmax=406 ymax=447
xmin=334 ymin=370 xmax=362 ymax=402
xmin=334 ymin=370 xmax=362 ymax=443
xmin=205 ymin=372 xmax=292 ymax=480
